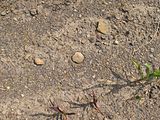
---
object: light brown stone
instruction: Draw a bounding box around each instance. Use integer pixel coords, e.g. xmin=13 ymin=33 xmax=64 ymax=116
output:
xmin=97 ymin=19 xmax=110 ymax=34
xmin=72 ymin=52 xmax=84 ymax=64
xmin=34 ymin=58 xmax=44 ymax=65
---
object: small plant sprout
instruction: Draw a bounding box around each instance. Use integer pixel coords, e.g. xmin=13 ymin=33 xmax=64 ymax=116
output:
xmin=49 ymin=99 xmax=75 ymax=120
xmin=132 ymin=59 xmax=160 ymax=81
xmin=132 ymin=60 xmax=144 ymax=80
xmin=135 ymin=95 xmax=141 ymax=100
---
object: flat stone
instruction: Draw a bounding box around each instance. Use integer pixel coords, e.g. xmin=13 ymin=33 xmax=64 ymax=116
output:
xmin=97 ymin=19 xmax=110 ymax=34
xmin=34 ymin=58 xmax=44 ymax=65
xmin=113 ymin=40 xmax=119 ymax=45
xmin=30 ymin=9 xmax=38 ymax=16
xmin=72 ymin=52 xmax=84 ymax=64
xmin=149 ymin=54 xmax=154 ymax=58
xmin=1 ymin=11 xmax=7 ymax=16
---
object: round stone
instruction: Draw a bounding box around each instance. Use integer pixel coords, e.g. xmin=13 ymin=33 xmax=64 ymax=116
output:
xmin=72 ymin=52 xmax=84 ymax=64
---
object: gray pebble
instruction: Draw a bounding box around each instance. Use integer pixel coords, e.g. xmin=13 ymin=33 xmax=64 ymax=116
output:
xmin=89 ymin=37 xmax=95 ymax=43
xmin=113 ymin=40 xmax=119 ymax=45
xmin=30 ymin=9 xmax=38 ymax=16
xmin=149 ymin=54 xmax=154 ymax=58
xmin=1 ymin=11 xmax=7 ymax=16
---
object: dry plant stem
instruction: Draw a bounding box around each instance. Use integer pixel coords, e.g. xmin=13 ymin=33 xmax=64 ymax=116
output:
xmin=49 ymin=99 xmax=67 ymax=120
xmin=90 ymin=91 xmax=104 ymax=115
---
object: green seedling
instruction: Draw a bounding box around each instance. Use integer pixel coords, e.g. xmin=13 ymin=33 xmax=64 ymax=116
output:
xmin=49 ymin=99 xmax=75 ymax=120
xmin=144 ymin=63 xmax=152 ymax=80
xmin=135 ymin=95 xmax=141 ymax=101
xmin=153 ymin=68 xmax=160 ymax=77
xmin=132 ymin=60 xmax=144 ymax=79
xmin=132 ymin=60 xmax=160 ymax=81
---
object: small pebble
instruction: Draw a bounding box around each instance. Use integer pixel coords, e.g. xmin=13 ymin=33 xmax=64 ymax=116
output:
xmin=97 ymin=19 xmax=110 ymax=34
xmin=41 ymin=1 xmax=45 ymax=4
xmin=1 ymin=11 xmax=6 ymax=16
xmin=72 ymin=52 xmax=84 ymax=64
xmin=13 ymin=17 xmax=18 ymax=21
xmin=73 ymin=9 xmax=77 ymax=12
xmin=149 ymin=54 xmax=154 ymax=58
xmin=30 ymin=9 xmax=38 ymax=16
xmin=6 ymin=86 xmax=10 ymax=90
xmin=86 ymin=34 xmax=90 ymax=38
xmin=113 ymin=40 xmax=119 ymax=45
xmin=21 ymin=94 xmax=24 ymax=97
xmin=92 ymin=74 xmax=96 ymax=78
xmin=103 ymin=118 xmax=110 ymax=120
xmin=34 ymin=58 xmax=44 ymax=65
xmin=80 ymin=39 xmax=86 ymax=44
xmin=150 ymin=48 xmax=154 ymax=53
xmin=89 ymin=37 xmax=95 ymax=43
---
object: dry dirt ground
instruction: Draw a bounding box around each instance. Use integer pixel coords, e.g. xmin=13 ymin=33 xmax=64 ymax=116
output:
xmin=0 ymin=0 xmax=160 ymax=120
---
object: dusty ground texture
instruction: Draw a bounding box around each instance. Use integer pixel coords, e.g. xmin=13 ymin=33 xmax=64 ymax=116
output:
xmin=0 ymin=0 xmax=160 ymax=120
